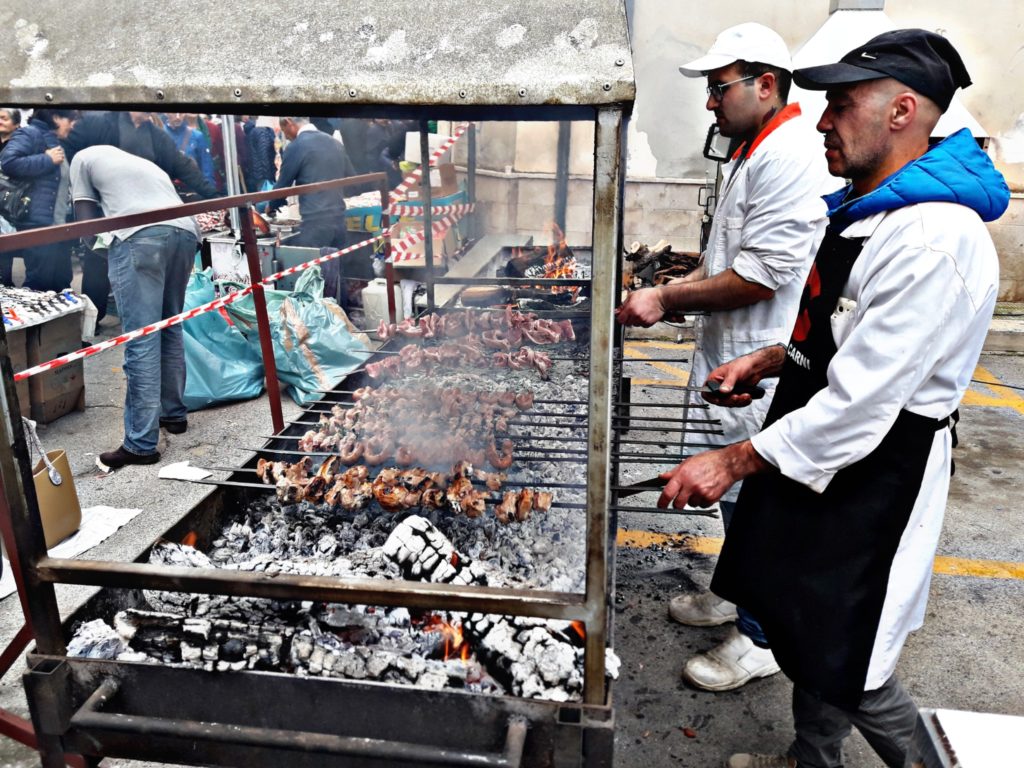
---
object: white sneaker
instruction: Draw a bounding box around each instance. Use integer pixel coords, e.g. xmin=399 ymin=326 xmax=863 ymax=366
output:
xmin=668 ymin=591 xmax=738 ymax=626
xmin=726 ymin=754 xmax=794 ymax=768
xmin=682 ymin=626 xmax=781 ymax=691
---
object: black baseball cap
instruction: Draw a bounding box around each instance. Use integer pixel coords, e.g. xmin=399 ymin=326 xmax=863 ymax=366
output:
xmin=792 ymin=29 xmax=971 ymax=111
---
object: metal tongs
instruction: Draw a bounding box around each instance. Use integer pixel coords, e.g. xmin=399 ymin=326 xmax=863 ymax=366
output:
xmin=640 ymin=380 xmax=765 ymax=400
xmin=612 ymin=475 xmax=719 ymax=516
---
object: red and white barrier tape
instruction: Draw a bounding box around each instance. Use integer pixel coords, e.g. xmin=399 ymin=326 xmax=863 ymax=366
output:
xmin=387 ymin=210 xmax=469 ymax=264
xmin=13 ymin=232 xmax=386 ymax=382
xmin=389 ymin=203 xmax=475 ymax=219
xmin=14 ymin=187 xmax=474 ymax=380
xmin=387 ymin=123 xmax=470 ymax=206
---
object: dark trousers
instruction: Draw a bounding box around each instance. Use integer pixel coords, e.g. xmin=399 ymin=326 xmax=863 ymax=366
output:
xmin=19 ymin=238 xmax=73 ymax=292
xmin=292 ymin=218 xmax=348 ymax=303
xmin=789 ymin=674 xmax=918 ymax=768
xmin=0 ymin=252 xmax=17 ymax=286
xmin=81 ymin=247 xmax=111 ymax=321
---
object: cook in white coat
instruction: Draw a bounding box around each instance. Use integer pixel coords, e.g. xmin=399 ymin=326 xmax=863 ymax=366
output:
xmin=615 ymin=22 xmax=835 ymax=693
xmin=655 ymin=29 xmax=1009 ymax=768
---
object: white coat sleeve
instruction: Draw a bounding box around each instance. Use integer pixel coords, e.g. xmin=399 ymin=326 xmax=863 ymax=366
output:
xmin=731 ymin=152 xmax=826 ymax=292
xmin=751 ymin=215 xmax=978 ymax=492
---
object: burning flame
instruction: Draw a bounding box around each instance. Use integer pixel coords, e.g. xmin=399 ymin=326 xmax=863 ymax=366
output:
xmin=544 ymin=223 xmax=578 ymax=298
xmin=509 ymin=222 xmax=580 ymax=299
xmin=570 ymin=621 xmax=586 ymax=640
xmin=181 ymin=531 xmax=198 ymax=547
xmin=425 ymin=616 xmax=471 ymax=662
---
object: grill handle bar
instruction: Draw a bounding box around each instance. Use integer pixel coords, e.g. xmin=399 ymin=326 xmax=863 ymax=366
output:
xmin=72 ymin=678 xmax=528 ymax=767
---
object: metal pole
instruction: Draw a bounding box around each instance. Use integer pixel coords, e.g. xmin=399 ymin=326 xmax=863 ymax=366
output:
xmin=221 ymin=115 xmax=242 ymax=233
xmin=419 ymin=121 xmax=435 ymax=313
xmin=237 ymin=205 xmax=285 ymax=434
xmin=380 ymin=174 xmax=396 ymax=323
xmin=467 ymin=123 xmax=478 ymax=240
xmin=582 ymin=107 xmax=625 ymax=705
xmin=554 ymin=121 xmax=571 ymax=235
xmin=0 ymin=324 xmax=64 ymax=653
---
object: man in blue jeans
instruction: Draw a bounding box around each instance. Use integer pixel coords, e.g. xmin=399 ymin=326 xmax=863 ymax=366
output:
xmin=66 ymin=142 xmax=199 ymax=468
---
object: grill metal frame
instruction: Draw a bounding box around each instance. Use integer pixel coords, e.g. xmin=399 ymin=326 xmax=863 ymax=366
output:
xmin=0 ymin=3 xmax=646 ymax=763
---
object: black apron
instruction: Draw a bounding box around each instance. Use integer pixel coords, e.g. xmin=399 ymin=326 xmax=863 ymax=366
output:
xmin=710 ymin=225 xmax=949 ymax=709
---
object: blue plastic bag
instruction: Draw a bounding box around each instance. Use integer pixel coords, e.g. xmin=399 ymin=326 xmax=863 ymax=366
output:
xmin=254 ymin=179 xmax=275 ymax=213
xmin=224 ymin=266 xmax=369 ymax=404
xmin=182 ymin=269 xmax=265 ymax=411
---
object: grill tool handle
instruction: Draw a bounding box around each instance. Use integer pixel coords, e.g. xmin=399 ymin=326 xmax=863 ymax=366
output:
xmin=72 ymin=678 xmax=528 ymax=767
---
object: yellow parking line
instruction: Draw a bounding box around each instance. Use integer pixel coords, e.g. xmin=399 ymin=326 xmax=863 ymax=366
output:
xmin=622 ymin=347 xmax=692 ymax=383
xmin=961 ymin=364 xmax=1024 ymax=415
xmin=933 ymin=556 xmax=1024 ymax=580
xmin=616 ymin=530 xmax=1024 ymax=581
xmin=626 ymin=340 xmax=695 ymax=352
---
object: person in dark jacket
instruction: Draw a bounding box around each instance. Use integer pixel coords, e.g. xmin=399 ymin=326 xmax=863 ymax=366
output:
xmin=62 ymin=111 xmax=218 ymax=200
xmin=162 ymin=112 xmax=216 ymax=191
xmin=241 ymin=116 xmax=277 ymax=192
xmin=205 ymin=116 xmax=249 ymax=194
xmin=269 ymin=117 xmax=363 ymax=303
xmin=268 ymin=117 xmax=355 ymax=249
xmin=0 ymin=106 xmax=24 ymax=283
xmin=0 ymin=109 xmax=76 ymax=291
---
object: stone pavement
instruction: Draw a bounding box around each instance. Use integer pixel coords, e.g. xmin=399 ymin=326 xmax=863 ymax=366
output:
xmin=0 ymin=320 xmax=1021 ymax=766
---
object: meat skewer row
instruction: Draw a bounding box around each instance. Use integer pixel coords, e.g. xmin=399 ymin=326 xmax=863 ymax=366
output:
xmin=377 ymin=308 xmax=575 ymax=345
xmin=255 ymin=459 xmax=552 ymax=523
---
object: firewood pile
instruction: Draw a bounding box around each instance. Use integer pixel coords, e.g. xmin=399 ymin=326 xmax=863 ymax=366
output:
xmin=623 ymin=239 xmax=701 ymax=289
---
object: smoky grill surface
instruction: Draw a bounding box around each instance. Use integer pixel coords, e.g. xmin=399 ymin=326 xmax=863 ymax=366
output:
xmin=67 ymin=316 xmax=613 ymax=702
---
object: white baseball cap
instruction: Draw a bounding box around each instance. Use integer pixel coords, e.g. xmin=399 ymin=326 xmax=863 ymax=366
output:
xmin=679 ymin=23 xmax=792 ymax=77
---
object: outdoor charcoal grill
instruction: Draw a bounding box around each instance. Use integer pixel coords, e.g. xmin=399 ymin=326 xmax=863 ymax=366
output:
xmin=0 ymin=3 xmax=714 ymax=766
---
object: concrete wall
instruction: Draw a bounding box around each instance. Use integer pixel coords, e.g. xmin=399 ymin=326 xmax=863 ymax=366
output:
xmin=450 ymin=1 xmax=1024 ymax=298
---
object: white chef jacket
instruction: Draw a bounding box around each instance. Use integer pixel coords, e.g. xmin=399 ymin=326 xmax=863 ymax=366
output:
xmin=687 ymin=105 xmax=835 ymax=500
xmin=752 ymin=202 xmax=1000 ymax=689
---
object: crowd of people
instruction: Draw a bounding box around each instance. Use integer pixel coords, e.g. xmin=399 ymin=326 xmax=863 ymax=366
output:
xmin=0 ymin=111 xmax=415 ymax=468
xmin=0 ymin=112 xmax=415 ymax=296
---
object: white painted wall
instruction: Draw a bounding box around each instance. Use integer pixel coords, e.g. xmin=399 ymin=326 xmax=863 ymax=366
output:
xmin=627 ymin=0 xmax=1024 ymax=189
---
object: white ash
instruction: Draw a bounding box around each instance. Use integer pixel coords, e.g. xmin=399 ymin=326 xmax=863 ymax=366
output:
xmin=383 ymin=515 xmax=487 ymax=585
xmin=66 ymin=619 xmax=127 ymax=659
xmin=64 ymin=334 xmax=618 ymax=700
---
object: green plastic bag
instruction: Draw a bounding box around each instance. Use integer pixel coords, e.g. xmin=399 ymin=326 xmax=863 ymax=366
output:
xmin=224 ymin=267 xmax=369 ymax=404
xmin=182 ymin=269 xmax=265 ymax=411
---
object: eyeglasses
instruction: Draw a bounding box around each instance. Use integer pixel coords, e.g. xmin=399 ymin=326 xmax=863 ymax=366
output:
xmin=706 ymin=75 xmax=757 ymax=101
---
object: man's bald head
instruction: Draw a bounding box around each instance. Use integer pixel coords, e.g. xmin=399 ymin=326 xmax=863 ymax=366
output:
xmin=817 ymin=76 xmax=943 ymax=195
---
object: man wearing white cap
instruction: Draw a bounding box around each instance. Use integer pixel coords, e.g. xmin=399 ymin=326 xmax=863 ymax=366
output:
xmin=617 ymin=23 xmax=834 ymax=692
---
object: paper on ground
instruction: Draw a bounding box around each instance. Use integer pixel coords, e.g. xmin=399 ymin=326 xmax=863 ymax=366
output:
xmin=0 ymin=505 xmax=143 ymax=600
xmin=158 ymin=461 xmax=212 ymax=481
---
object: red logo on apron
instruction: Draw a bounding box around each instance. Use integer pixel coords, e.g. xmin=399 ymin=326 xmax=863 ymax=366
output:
xmin=792 ymin=263 xmax=822 ymax=343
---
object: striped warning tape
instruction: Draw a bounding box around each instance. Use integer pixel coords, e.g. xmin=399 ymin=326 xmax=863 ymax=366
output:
xmin=13 ymin=232 xmax=387 ymax=382
xmin=387 ymin=122 xmax=470 ymax=207
xmin=387 ymin=210 xmax=468 ymax=264
xmin=389 ymin=203 xmax=475 ymax=218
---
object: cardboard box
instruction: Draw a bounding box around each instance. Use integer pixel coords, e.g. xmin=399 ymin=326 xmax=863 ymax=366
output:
xmin=4 ymin=327 xmax=32 ymax=418
xmin=26 ymin=313 xmax=85 ymax=424
xmin=405 ymin=163 xmax=459 ymax=201
xmin=388 ymin=217 xmax=458 ymax=269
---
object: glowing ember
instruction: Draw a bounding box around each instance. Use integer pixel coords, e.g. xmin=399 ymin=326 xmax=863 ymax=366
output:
xmin=570 ymin=621 xmax=586 ymax=640
xmin=180 ymin=531 xmax=198 ymax=547
xmin=424 ymin=616 xmax=471 ymax=661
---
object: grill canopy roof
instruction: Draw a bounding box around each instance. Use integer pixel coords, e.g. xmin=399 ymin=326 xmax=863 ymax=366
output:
xmin=0 ymin=0 xmax=635 ymax=119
